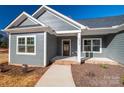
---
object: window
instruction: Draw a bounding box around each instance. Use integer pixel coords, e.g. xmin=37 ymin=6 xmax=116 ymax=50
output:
xmin=83 ymin=38 xmax=102 ymax=53
xmin=27 ymin=37 xmax=35 ymax=53
xmin=17 ymin=35 xmax=36 ymax=55
xmin=18 ymin=37 xmax=25 ymax=52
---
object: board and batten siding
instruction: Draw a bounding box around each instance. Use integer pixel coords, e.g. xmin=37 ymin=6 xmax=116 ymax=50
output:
xmin=10 ymin=32 xmax=45 ymax=66
xmin=19 ymin=18 xmax=40 ymax=27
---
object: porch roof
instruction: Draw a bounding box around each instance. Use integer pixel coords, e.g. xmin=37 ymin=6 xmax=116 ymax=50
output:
xmin=6 ymin=26 xmax=53 ymax=33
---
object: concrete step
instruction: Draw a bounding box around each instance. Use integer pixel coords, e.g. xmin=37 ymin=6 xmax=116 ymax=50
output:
xmin=53 ymin=60 xmax=79 ymax=65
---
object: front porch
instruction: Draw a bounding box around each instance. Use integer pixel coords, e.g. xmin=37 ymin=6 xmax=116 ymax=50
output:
xmin=51 ymin=56 xmax=119 ymax=65
xmin=55 ymin=32 xmax=81 ymax=63
xmin=48 ymin=31 xmax=121 ymax=66
xmin=51 ymin=56 xmax=78 ymax=65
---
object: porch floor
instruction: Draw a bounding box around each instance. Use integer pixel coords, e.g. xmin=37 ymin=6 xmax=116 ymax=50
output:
xmin=51 ymin=56 xmax=119 ymax=65
xmin=85 ymin=57 xmax=119 ymax=65
xmin=51 ymin=56 xmax=79 ymax=65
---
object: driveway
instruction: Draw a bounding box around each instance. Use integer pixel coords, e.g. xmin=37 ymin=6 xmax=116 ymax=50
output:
xmin=35 ymin=64 xmax=75 ymax=87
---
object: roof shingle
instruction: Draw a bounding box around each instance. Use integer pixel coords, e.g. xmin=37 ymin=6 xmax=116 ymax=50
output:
xmin=77 ymin=15 xmax=124 ymax=28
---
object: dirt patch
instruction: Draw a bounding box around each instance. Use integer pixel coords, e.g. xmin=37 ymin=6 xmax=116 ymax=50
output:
xmin=0 ymin=51 xmax=49 ymax=87
xmin=0 ymin=64 xmax=49 ymax=87
xmin=71 ymin=64 xmax=124 ymax=87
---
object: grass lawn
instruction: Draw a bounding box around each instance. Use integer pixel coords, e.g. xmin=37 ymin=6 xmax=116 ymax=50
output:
xmin=71 ymin=63 xmax=124 ymax=87
xmin=0 ymin=49 xmax=48 ymax=87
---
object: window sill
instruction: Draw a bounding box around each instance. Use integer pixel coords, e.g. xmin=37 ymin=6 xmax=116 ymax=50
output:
xmin=16 ymin=52 xmax=36 ymax=55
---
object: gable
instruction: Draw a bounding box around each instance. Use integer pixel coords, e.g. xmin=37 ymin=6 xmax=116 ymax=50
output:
xmin=33 ymin=6 xmax=86 ymax=31
xmin=36 ymin=10 xmax=78 ymax=31
xmin=18 ymin=18 xmax=40 ymax=27
xmin=5 ymin=12 xmax=45 ymax=30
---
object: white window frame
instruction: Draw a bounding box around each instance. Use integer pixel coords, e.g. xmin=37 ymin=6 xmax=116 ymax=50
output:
xmin=61 ymin=39 xmax=71 ymax=56
xmin=16 ymin=35 xmax=36 ymax=55
xmin=82 ymin=38 xmax=102 ymax=53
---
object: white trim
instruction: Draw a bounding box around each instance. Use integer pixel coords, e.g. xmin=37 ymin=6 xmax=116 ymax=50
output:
xmin=61 ymin=39 xmax=71 ymax=56
xmin=77 ymin=32 xmax=81 ymax=63
xmin=56 ymin=34 xmax=77 ymax=37
xmin=32 ymin=5 xmax=44 ymax=16
xmin=5 ymin=12 xmax=46 ymax=30
xmin=43 ymin=32 xmax=47 ymax=66
xmin=8 ymin=34 xmax=11 ymax=63
xmin=82 ymin=38 xmax=102 ymax=53
xmin=16 ymin=35 xmax=36 ymax=55
xmin=55 ymin=30 xmax=81 ymax=34
xmin=32 ymin=5 xmax=86 ymax=29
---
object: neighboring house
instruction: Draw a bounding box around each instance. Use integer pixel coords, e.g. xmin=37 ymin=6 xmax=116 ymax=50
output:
xmin=4 ymin=5 xmax=124 ymax=66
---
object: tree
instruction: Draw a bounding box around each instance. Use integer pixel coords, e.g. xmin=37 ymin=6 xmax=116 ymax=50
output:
xmin=0 ymin=31 xmax=8 ymax=48
xmin=0 ymin=34 xmax=3 ymax=47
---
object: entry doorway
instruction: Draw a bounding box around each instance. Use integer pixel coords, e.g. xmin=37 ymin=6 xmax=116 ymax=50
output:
xmin=62 ymin=39 xmax=71 ymax=56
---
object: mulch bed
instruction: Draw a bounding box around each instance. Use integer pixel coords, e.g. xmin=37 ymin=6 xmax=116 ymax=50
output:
xmin=0 ymin=63 xmax=49 ymax=87
xmin=71 ymin=63 xmax=124 ymax=87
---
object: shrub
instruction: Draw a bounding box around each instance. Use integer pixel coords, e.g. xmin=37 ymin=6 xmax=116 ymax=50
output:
xmin=1 ymin=42 xmax=8 ymax=48
xmin=100 ymin=64 xmax=108 ymax=69
xmin=120 ymin=75 xmax=124 ymax=85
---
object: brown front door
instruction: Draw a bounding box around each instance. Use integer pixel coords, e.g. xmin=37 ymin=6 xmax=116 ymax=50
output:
xmin=63 ymin=40 xmax=70 ymax=56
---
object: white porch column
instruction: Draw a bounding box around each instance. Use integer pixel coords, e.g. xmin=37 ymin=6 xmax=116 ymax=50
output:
xmin=77 ymin=32 xmax=81 ymax=63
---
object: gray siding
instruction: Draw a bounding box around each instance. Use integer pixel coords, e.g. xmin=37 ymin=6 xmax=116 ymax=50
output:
xmin=10 ymin=32 xmax=45 ymax=66
xmin=57 ymin=36 xmax=107 ymax=57
xmin=19 ymin=18 xmax=39 ymax=27
xmin=11 ymin=18 xmax=40 ymax=28
xmin=9 ymin=30 xmax=124 ymax=65
xmin=57 ymin=33 xmax=124 ymax=64
xmin=37 ymin=10 xmax=78 ymax=31
xmin=106 ymin=31 xmax=124 ymax=64
xmin=47 ymin=33 xmax=57 ymax=64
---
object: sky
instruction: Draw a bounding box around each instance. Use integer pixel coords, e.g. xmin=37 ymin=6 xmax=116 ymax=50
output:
xmin=1 ymin=5 xmax=124 ymax=30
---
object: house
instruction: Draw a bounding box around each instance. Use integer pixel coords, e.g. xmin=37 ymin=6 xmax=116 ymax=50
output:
xmin=5 ymin=5 xmax=124 ymax=66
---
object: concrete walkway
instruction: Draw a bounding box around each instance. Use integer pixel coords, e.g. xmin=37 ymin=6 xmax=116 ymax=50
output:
xmin=35 ymin=65 xmax=75 ymax=87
